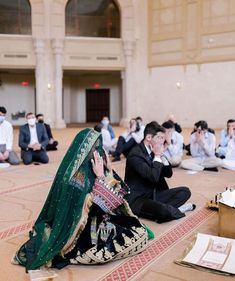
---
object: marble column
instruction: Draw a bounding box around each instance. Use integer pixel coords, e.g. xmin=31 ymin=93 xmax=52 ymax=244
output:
xmin=52 ymin=39 xmax=66 ymax=128
xmin=120 ymin=39 xmax=135 ymax=126
xmin=33 ymin=39 xmax=46 ymax=114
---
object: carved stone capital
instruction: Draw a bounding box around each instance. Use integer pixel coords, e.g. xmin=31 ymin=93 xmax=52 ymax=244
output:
xmin=33 ymin=38 xmax=45 ymax=55
xmin=51 ymin=39 xmax=64 ymax=55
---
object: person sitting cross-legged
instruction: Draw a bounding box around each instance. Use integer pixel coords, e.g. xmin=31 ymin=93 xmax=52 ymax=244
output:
xmin=112 ymin=117 xmax=144 ymax=162
xmin=36 ymin=113 xmax=58 ymax=151
xmin=124 ymin=121 xmax=195 ymax=224
xmin=162 ymin=120 xmax=184 ymax=167
xmin=219 ymin=120 xmax=235 ymax=170
xmin=181 ymin=120 xmax=222 ymax=171
xmin=216 ymin=119 xmax=235 ymax=159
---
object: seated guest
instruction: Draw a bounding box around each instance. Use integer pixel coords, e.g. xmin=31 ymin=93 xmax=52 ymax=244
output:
xmin=0 ymin=106 xmax=20 ymax=165
xmin=136 ymin=116 xmax=145 ymax=135
xmin=12 ymin=128 xmax=148 ymax=275
xmin=112 ymin=117 xmax=144 ymax=162
xmin=181 ymin=120 xmax=221 ymax=171
xmin=19 ymin=112 xmax=49 ymax=165
xmin=101 ymin=116 xmax=116 ymax=139
xmin=36 ymin=113 xmax=58 ymax=151
xmin=221 ymin=140 xmax=235 ymax=170
xmin=166 ymin=113 xmax=182 ymax=133
xmin=216 ymin=119 xmax=235 ymax=159
xmin=125 ymin=121 xmax=195 ymax=224
xmin=94 ymin=123 xmax=117 ymax=153
xmin=220 ymin=120 xmax=235 ymax=170
xmin=162 ymin=120 xmax=184 ymax=167
xmin=184 ymin=121 xmax=215 ymax=156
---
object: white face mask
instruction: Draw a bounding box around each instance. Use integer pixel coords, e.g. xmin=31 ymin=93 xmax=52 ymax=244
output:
xmin=102 ymin=120 xmax=109 ymax=127
xmin=27 ymin=118 xmax=36 ymax=126
xmin=0 ymin=116 xmax=5 ymax=123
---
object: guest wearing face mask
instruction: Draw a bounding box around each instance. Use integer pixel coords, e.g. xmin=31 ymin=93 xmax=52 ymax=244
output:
xmin=36 ymin=113 xmax=58 ymax=151
xmin=0 ymin=106 xmax=20 ymax=166
xmin=19 ymin=112 xmax=49 ymax=165
xmin=101 ymin=116 xmax=115 ymax=139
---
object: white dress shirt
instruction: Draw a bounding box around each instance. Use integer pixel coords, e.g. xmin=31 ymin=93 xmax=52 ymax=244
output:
xmin=164 ymin=131 xmax=184 ymax=159
xmin=29 ymin=125 xmax=39 ymax=144
xmin=144 ymin=143 xmax=169 ymax=165
xmin=122 ymin=125 xmax=145 ymax=144
xmin=101 ymin=128 xmax=117 ymax=152
xmin=0 ymin=120 xmax=13 ymax=150
xmin=190 ymin=131 xmax=216 ymax=158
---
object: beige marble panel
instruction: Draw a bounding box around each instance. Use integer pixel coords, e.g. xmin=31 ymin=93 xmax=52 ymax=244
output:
xmin=149 ymin=0 xmax=235 ymax=66
xmin=201 ymin=46 xmax=235 ymax=58
xmin=202 ymin=32 xmax=235 ymax=48
xmin=151 ymin=39 xmax=182 ymax=53
xmin=0 ymin=36 xmax=35 ymax=67
xmin=63 ymin=38 xmax=125 ymax=69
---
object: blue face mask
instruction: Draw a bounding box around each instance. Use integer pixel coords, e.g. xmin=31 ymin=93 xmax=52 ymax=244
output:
xmin=0 ymin=116 xmax=5 ymax=123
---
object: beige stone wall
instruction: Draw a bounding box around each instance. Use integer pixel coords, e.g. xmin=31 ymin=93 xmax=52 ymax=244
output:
xmin=128 ymin=0 xmax=235 ymax=128
xmin=148 ymin=0 xmax=235 ymax=66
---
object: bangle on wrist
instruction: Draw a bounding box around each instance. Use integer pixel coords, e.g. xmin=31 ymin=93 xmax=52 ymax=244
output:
xmin=97 ymin=175 xmax=105 ymax=181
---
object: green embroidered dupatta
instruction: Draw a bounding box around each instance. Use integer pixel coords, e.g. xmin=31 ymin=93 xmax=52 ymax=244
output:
xmin=15 ymin=128 xmax=103 ymax=270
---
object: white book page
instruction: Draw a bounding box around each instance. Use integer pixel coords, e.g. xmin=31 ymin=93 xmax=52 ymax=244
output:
xmin=183 ymin=233 xmax=235 ymax=274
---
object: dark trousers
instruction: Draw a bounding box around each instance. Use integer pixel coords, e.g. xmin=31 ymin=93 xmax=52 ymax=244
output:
xmin=46 ymin=141 xmax=58 ymax=151
xmin=21 ymin=149 xmax=49 ymax=165
xmin=114 ymin=136 xmax=136 ymax=157
xmin=140 ymin=186 xmax=191 ymax=223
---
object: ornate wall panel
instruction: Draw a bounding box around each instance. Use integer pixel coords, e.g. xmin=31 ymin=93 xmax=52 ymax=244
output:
xmin=148 ymin=0 xmax=235 ymax=66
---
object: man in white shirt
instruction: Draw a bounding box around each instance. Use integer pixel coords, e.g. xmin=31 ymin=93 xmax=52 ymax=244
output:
xmin=0 ymin=106 xmax=20 ymax=165
xmin=162 ymin=120 xmax=184 ymax=166
xmin=216 ymin=119 xmax=235 ymax=159
xmin=181 ymin=120 xmax=221 ymax=171
xmin=19 ymin=112 xmax=49 ymax=165
xmin=112 ymin=117 xmax=145 ymax=162
xmin=94 ymin=123 xmax=117 ymax=153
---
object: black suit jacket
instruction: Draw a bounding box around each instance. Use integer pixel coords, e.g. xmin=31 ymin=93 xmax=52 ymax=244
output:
xmin=124 ymin=141 xmax=173 ymax=215
xmin=44 ymin=123 xmax=53 ymax=139
xmin=19 ymin=123 xmax=49 ymax=151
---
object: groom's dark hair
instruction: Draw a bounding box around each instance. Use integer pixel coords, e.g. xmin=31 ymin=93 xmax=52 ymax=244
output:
xmin=144 ymin=121 xmax=165 ymax=139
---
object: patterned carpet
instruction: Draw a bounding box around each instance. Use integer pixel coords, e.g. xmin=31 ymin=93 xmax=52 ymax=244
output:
xmin=99 ymin=208 xmax=214 ymax=281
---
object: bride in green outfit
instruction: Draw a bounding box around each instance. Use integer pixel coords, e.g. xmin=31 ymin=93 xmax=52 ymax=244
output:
xmin=12 ymin=128 xmax=149 ymax=277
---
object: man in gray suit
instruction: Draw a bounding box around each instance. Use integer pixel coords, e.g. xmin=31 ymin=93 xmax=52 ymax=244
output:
xmin=19 ymin=112 xmax=49 ymax=165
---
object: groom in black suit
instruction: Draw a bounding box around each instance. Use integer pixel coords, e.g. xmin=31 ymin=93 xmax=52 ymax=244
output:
xmin=19 ymin=112 xmax=49 ymax=165
xmin=125 ymin=121 xmax=195 ymax=223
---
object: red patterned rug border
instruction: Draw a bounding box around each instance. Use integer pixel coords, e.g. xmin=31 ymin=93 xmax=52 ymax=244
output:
xmin=99 ymin=207 xmax=214 ymax=281
xmin=0 ymin=221 xmax=35 ymax=241
xmin=0 ymin=207 xmax=215 ymax=280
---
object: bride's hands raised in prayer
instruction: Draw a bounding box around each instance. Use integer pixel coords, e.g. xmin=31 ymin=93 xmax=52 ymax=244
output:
xmin=103 ymin=150 xmax=112 ymax=172
xmin=91 ymin=150 xmax=104 ymax=178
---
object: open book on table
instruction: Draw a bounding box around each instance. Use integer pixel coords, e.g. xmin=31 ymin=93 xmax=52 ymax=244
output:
xmin=175 ymin=233 xmax=235 ymax=275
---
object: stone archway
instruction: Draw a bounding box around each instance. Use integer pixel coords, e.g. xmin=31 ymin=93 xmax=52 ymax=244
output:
xmin=60 ymin=0 xmax=135 ymax=41
xmin=29 ymin=0 xmax=136 ymax=127
xmin=60 ymin=0 xmax=136 ymax=125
